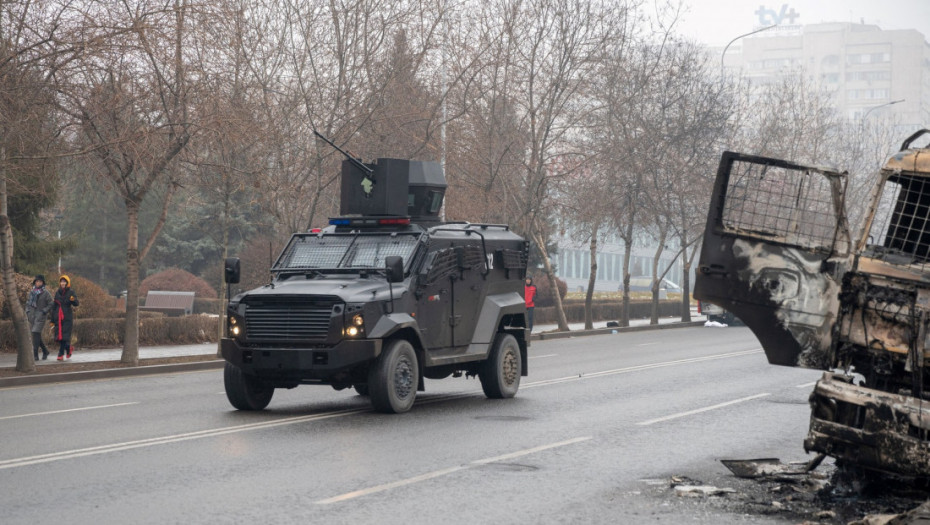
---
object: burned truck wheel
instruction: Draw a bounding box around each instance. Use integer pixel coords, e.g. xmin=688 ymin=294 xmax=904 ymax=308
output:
xmin=224 ymin=362 xmax=274 ymax=411
xmin=369 ymin=339 xmax=419 ymax=413
xmin=480 ymin=333 xmax=521 ymax=399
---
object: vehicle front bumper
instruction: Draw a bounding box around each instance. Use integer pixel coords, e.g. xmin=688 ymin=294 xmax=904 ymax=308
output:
xmin=221 ymin=337 xmax=382 ymax=380
xmin=805 ymin=372 xmax=930 ymax=478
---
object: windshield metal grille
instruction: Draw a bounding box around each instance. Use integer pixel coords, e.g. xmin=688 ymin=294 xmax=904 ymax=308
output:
xmin=274 ymin=233 xmax=420 ymax=271
xmin=243 ymin=296 xmax=340 ymax=342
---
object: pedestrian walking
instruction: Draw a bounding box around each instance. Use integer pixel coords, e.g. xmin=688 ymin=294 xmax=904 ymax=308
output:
xmin=51 ymin=275 xmax=79 ymax=361
xmin=525 ymin=277 xmax=537 ymax=332
xmin=25 ymin=274 xmax=53 ymax=360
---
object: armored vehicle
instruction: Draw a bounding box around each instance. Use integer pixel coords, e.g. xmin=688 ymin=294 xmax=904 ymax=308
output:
xmin=221 ymin=154 xmax=530 ymax=413
xmin=695 ymin=129 xmax=930 ymax=477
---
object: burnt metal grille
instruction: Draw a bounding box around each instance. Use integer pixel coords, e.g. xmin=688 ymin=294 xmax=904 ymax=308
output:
xmin=868 ymin=176 xmax=930 ymax=265
xmin=722 ymin=160 xmax=840 ymax=252
xmin=243 ymin=296 xmax=341 ymax=342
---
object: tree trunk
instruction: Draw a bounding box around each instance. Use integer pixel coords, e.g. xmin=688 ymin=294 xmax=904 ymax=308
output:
xmin=649 ymin=226 xmax=668 ymax=325
xmin=532 ymin=230 xmax=569 ymax=331
xmin=217 ymin=194 xmax=229 ymax=358
xmin=680 ymin=233 xmax=691 ymax=322
xmin=0 ymin=175 xmax=34 ymax=372
xmin=583 ymin=224 xmax=599 ymax=330
xmin=121 ymin=202 xmax=141 ymax=365
xmin=619 ymin=234 xmax=633 ymax=327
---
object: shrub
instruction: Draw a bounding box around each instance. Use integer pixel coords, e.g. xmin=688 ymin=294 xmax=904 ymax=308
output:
xmin=64 ymin=273 xmax=117 ymax=319
xmin=194 ymin=298 xmax=223 ymax=315
xmin=0 ymin=273 xmax=35 ymax=319
xmin=0 ymin=314 xmax=219 ymax=352
xmin=141 ymin=268 xmax=218 ymax=299
xmin=531 ymin=273 xmax=567 ymax=308
xmin=0 ymin=271 xmax=115 ymax=320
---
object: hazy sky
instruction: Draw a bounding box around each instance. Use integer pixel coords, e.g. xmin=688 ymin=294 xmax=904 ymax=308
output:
xmin=673 ymin=0 xmax=930 ymax=46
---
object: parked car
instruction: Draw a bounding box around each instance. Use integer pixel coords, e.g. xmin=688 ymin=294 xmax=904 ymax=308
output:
xmin=622 ymin=276 xmax=681 ymax=293
xmin=697 ymin=300 xmax=742 ymax=325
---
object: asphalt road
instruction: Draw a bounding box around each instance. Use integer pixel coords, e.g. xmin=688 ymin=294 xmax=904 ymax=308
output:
xmin=0 ymin=326 xmax=825 ymax=524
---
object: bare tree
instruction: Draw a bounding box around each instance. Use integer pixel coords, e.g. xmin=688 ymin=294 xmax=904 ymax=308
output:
xmin=51 ymin=0 xmax=200 ymax=365
xmin=0 ymin=0 xmax=84 ymax=371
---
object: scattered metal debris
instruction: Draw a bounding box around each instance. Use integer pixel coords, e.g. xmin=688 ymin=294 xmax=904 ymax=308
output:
xmin=722 ymin=455 xmax=826 ymax=480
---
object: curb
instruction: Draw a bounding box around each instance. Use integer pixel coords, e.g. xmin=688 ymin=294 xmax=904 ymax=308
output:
xmin=1 ymin=320 xmax=707 ymax=388
xmin=532 ymin=320 xmax=706 ymax=340
xmin=0 ymin=359 xmax=225 ymax=389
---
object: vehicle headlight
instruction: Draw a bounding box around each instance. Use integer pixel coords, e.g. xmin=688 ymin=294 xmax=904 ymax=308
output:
xmin=346 ymin=326 xmax=359 ymax=337
xmin=352 ymin=314 xmax=364 ymax=327
xmin=231 ymin=325 xmax=241 ymax=336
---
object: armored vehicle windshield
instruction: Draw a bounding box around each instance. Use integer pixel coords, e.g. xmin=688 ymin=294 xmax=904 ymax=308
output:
xmin=272 ymin=231 xmax=422 ymax=273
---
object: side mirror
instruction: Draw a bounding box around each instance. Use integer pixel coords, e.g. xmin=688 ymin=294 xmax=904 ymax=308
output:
xmin=224 ymin=257 xmax=241 ymax=284
xmin=385 ymin=256 xmax=404 ymax=283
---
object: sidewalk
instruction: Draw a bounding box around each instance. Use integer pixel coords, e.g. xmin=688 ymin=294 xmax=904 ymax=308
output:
xmin=0 ymin=342 xmax=219 ymax=368
xmin=532 ymin=313 xmax=705 ymax=334
xmin=0 ymin=313 xmax=708 ymax=369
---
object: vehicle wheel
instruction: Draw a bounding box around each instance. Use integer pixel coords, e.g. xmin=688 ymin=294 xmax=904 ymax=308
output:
xmin=368 ymin=339 xmax=418 ymax=413
xmin=354 ymin=383 xmax=369 ymax=396
xmin=479 ymin=333 xmax=521 ymax=399
xmin=224 ymin=362 xmax=274 ymax=411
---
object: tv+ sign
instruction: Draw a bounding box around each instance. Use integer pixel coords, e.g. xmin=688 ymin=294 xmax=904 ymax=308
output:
xmin=755 ymin=4 xmax=799 ymax=25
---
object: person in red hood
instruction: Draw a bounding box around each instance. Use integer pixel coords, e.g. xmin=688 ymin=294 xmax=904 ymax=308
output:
xmin=524 ymin=277 xmax=537 ymax=332
xmin=50 ymin=275 xmax=79 ymax=360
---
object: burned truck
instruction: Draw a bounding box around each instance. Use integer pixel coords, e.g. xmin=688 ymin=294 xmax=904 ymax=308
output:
xmin=221 ymin=154 xmax=529 ymax=414
xmin=694 ymin=129 xmax=930 ymax=477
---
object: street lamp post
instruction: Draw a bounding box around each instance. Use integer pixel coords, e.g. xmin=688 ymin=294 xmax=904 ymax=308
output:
xmin=862 ymin=99 xmax=905 ymax=121
xmin=721 ymin=24 xmax=779 ymax=76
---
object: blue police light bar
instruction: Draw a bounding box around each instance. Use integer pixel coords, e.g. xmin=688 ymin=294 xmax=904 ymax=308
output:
xmin=329 ymin=217 xmax=411 ymax=227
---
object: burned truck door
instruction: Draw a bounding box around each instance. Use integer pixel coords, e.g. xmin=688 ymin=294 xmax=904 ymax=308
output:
xmin=694 ymin=152 xmax=851 ymax=369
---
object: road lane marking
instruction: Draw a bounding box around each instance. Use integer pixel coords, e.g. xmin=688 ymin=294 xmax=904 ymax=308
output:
xmin=315 ymin=436 xmax=591 ymax=504
xmin=0 ymin=402 xmax=139 ymax=421
xmin=529 ymin=354 xmax=557 ymax=359
xmin=0 ymin=349 xmax=759 ymax=470
xmin=636 ymin=393 xmax=771 ymax=426
xmin=795 ymin=381 xmax=817 ymax=389
xmin=636 ymin=342 xmax=658 ymax=346
xmin=0 ymin=407 xmax=370 ymax=470
xmin=523 ymin=348 xmax=762 ymax=389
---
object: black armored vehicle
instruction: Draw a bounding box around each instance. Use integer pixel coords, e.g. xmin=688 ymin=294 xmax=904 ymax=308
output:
xmin=221 ymin=155 xmax=529 ymax=413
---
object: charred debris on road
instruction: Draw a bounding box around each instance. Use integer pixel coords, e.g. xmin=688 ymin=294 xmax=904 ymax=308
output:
xmin=695 ymin=129 xmax=930 ymax=481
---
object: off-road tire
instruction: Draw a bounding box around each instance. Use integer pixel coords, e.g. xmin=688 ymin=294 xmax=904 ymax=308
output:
xmin=224 ymin=362 xmax=274 ymax=411
xmin=479 ymin=333 xmax=521 ymax=399
xmin=368 ymin=339 xmax=418 ymax=413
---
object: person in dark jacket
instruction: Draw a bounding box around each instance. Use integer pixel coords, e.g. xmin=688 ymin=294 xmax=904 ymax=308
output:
xmin=25 ymin=274 xmax=53 ymax=360
xmin=51 ymin=275 xmax=79 ymax=360
xmin=524 ymin=277 xmax=537 ymax=332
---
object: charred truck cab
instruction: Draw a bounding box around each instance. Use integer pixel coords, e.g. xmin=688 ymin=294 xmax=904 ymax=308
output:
xmin=221 ymin=154 xmax=529 ymax=413
xmin=695 ymin=129 xmax=930 ymax=477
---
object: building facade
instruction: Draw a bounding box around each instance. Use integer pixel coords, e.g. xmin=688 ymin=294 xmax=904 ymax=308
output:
xmin=723 ymin=22 xmax=930 ymax=128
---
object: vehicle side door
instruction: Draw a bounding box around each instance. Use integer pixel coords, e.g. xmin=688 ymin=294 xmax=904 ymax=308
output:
xmin=694 ymin=152 xmax=851 ymax=369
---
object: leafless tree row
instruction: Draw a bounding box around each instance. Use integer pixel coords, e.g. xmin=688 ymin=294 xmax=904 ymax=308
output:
xmin=0 ymin=0 xmax=895 ymax=369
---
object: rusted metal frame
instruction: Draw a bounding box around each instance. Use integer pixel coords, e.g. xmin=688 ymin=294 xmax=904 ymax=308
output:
xmin=806 ymin=372 xmax=930 ymax=477
xmin=712 ymin=152 xmax=849 ymax=256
